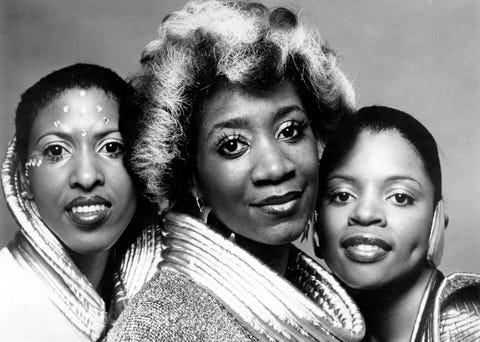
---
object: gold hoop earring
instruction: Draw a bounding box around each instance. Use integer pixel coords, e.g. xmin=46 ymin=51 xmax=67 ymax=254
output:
xmin=427 ymin=201 xmax=446 ymax=267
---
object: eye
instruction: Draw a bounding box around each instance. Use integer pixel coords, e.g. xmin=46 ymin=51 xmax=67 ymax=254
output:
xmin=328 ymin=191 xmax=356 ymax=205
xmin=43 ymin=143 xmax=71 ymax=162
xmin=277 ymin=120 xmax=306 ymax=142
xmin=387 ymin=192 xmax=415 ymax=207
xmin=216 ymin=134 xmax=249 ymax=158
xmin=99 ymin=140 xmax=125 ymax=158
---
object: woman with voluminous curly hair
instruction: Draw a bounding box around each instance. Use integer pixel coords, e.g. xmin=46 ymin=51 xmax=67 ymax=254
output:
xmin=108 ymin=1 xmax=365 ymax=341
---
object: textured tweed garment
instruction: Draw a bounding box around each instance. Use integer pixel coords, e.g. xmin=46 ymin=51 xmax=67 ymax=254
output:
xmin=108 ymin=212 xmax=365 ymax=342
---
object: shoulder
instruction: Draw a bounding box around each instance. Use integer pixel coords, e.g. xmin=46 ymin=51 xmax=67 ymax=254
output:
xmin=107 ymin=269 xmax=254 ymax=342
xmin=437 ymin=272 xmax=480 ymax=341
xmin=0 ymin=247 xmax=89 ymax=341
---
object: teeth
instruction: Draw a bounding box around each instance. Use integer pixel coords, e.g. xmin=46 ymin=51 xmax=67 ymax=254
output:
xmin=72 ymin=204 xmax=106 ymax=214
xmin=353 ymin=244 xmax=381 ymax=252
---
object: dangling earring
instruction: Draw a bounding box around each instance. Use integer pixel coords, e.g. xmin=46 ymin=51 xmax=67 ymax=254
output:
xmin=427 ymin=201 xmax=446 ymax=267
xmin=195 ymin=196 xmax=212 ymax=224
xmin=301 ymin=210 xmax=318 ymax=241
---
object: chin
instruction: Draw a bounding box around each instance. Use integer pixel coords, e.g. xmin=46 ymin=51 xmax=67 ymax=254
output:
xmin=268 ymin=222 xmax=305 ymax=245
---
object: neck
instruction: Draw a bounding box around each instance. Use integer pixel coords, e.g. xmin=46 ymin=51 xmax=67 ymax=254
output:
xmin=351 ymin=266 xmax=437 ymax=342
xmin=69 ymin=249 xmax=111 ymax=291
xmin=235 ymin=235 xmax=290 ymax=275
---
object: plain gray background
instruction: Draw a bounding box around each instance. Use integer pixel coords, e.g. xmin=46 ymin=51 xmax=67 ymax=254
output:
xmin=1 ymin=0 xmax=479 ymax=275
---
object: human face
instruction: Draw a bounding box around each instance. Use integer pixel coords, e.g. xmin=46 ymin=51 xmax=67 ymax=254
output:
xmin=26 ymin=87 xmax=136 ymax=255
xmin=318 ymin=130 xmax=435 ymax=289
xmin=193 ymin=81 xmax=320 ymax=245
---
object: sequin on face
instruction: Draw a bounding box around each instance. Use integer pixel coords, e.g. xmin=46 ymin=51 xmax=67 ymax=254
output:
xmin=96 ymin=105 xmax=103 ymax=113
xmin=79 ymin=90 xmax=86 ymax=98
xmin=81 ymin=130 xmax=87 ymax=137
xmin=53 ymin=120 xmax=61 ymax=128
xmin=80 ymin=107 xmax=87 ymax=114
xmin=102 ymin=117 xmax=109 ymax=124
xmin=24 ymin=157 xmax=43 ymax=177
xmin=63 ymin=106 xmax=70 ymax=113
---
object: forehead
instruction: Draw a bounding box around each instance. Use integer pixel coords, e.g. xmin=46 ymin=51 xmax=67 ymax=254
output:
xmin=198 ymin=81 xmax=303 ymax=128
xmin=34 ymin=87 xmax=119 ymax=122
xmin=337 ymin=130 xmax=430 ymax=180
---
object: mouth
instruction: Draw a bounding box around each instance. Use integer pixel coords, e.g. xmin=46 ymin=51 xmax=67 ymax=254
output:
xmin=65 ymin=196 xmax=112 ymax=228
xmin=251 ymin=190 xmax=302 ymax=216
xmin=341 ymin=235 xmax=392 ymax=263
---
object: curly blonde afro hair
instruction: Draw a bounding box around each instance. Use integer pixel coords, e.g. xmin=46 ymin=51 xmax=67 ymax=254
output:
xmin=122 ymin=0 xmax=356 ymax=209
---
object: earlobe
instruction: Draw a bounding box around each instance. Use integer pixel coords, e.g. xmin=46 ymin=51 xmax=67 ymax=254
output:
xmin=316 ymin=141 xmax=324 ymax=161
xmin=188 ymin=175 xmax=202 ymax=199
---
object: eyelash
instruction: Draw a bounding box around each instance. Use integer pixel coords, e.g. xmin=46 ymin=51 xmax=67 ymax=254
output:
xmin=214 ymin=119 xmax=309 ymax=159
xmin=327 ymin=191 xmax=416 ymax=209
xmin=277 ymin=119 xmax=308 ymax=142
xmin=41 ymin=140 xmax=125 ymax=163
xmin=387 ymin=191 xmax=415 ymax=207
xmin=98 ymin=140 xmax=125 ymax=159
xmin=328 ymin=190 xmax=356 ymax=205
xmin=215 ymin=133 xmax=249 ymax=158
xmin=42 ymin=143 xmax=70 ymax=162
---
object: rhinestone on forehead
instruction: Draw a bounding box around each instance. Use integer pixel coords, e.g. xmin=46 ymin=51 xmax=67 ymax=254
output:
xmin=79 ymin=90 xmax=86 ymax=98
xmin=63 ymin=105 xmax=70 ymax=113
xmin=81 ymin=130 xmax=87 ymax=137
xmin=96 ymin=105 xmax=102 ymax=113
xmin=80 ymin=107 xmax=87 ymax=114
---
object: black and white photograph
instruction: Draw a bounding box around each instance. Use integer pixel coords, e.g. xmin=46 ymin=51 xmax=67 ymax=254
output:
xmin=1 ymin=0 xmax=479 ymax=341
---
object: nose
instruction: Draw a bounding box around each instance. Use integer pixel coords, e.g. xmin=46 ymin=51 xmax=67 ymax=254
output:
xmin=69 ymin=151 xmax=105 ymax=191
xmin=251 ymin=139 xmax=295 ymax=185
xmin=348 ymin=195 xmax=386 ymax=227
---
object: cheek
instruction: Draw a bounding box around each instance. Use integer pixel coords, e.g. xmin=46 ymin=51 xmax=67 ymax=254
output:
xmin=30 ymin=167 xmax=64 ymax=204
xmin=397 ymin=214 xmax=431 ymax=251
xmin=294 ymin=139 xmax=319 ymax=177
xmin=318 ymin=207 xmax=342 ymax=245
xmin=108 ymin=168 xmax=137 ymax=209
xmin=197 ymin=156 xmax=247 ymax=204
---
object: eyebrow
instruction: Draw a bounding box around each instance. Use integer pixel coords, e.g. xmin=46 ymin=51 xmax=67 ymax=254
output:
xmin=384 ymin=175 xmax=424 ymax=189
xmin=35 ymin=128 xmax=121 ymax=145
xmin=326 ymin=174 xmax=424 ymax=189
xmin=326 ymin=175 xmax=356 ymax=183
xmin=207 ymin=104 xmax=306 ymax=140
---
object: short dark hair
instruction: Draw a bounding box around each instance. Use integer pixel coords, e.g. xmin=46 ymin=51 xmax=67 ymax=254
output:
xmin=15 ymin=63 xmax=134 ymax=164
xmin=319 ymin=106 xmax=443 ymax=204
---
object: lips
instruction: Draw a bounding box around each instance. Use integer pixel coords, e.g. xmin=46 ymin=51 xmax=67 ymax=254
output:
xmin=65 ymin=196 xmax=112 ymax=228
xmin=251 ymin=191 xmax=302 ymax=216
xmin=341 ymin=235 xmax=392 ymax=263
